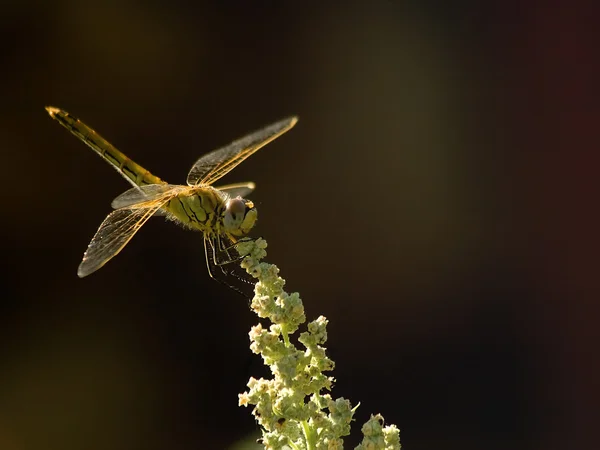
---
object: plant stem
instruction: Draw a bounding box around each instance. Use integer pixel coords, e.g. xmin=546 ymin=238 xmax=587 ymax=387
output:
xmin=301 ymin=420 xmax=315 ymax=450
xmin=281 ymin=325 xmax=291 ymax=347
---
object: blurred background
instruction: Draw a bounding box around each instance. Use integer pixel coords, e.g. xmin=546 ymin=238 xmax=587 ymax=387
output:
xmin=0 ymin=1 xmax=597 ymax=449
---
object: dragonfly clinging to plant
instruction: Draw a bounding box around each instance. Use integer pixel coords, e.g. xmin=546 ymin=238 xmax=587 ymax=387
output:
xmin=46 ymin=106 xmax=297 ymax=283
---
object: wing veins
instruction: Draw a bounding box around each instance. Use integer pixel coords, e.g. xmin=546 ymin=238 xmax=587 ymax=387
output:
xmin=111 ymin=184 xmax=183 ymax=209
xmin=78 ymin=194 xmax=177 ymax=277
xmin=186 ymin=116 xmax=297 ymax=186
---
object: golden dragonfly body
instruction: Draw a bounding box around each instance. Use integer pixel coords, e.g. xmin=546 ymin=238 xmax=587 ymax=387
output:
xmin=46 ymin=107 xmax=297 ymax=279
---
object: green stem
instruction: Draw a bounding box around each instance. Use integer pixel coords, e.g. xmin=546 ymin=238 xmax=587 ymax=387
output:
xmin=281 ymin=325 xmax=291 ymax=347
xmin=301 ymin=420 xmax=315 ymax=450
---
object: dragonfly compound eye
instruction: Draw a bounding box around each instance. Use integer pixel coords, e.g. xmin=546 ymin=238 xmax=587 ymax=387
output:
xmin=224 ymin=197 xmax=247 ymax=232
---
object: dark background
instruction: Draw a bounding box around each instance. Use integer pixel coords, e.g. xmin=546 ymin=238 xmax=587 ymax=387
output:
xmin=0 ymin=1 xmax=597 ymax=449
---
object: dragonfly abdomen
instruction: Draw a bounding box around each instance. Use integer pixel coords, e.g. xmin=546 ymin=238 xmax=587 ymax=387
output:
xmin=100 ymin=147 xmax=162 ymax=187
xmin=46 ymin=107 xmax=163 ymax=188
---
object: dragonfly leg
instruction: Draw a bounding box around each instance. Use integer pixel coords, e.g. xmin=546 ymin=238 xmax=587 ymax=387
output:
xmin=215 ymin=235 xmax=252 ymax=262
xmin=203 ymin=235 xmax=255 ymax=298
xmin=206 ymin=236 xmax=230 ymax=276
xmin=203 ymin=236 xmax=218 ymax=279
xmin=215 ymin=234 xmax=235 ymax=264
xmin=212 ymin=235 xmax=256 ymax=267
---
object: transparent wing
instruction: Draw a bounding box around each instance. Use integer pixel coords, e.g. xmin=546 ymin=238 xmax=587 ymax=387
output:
xmin=186 ymin=116 xmax=297 ymax=186
xmin=111 ymin=183 xmax=182 ymax=209
xmin=214 ymin=181 xmax=256 ymax=199
xmin=77 ymin=201 xmax=167 ymax=277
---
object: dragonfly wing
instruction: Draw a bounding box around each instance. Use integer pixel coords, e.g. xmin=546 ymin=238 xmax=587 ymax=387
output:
xmin=77 ymin=202 xmax=165 ymax=277
xmin=111 ymin=184 xmax=181 ymax=209
xmin=186 ymin=117 xmax=297 ymax=186
xmin=214 ymin=181 xmax=256 ymax=199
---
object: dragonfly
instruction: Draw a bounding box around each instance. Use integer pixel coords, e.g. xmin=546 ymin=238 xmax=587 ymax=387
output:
xmin=46 ymin=106 xmax=297 ymax=283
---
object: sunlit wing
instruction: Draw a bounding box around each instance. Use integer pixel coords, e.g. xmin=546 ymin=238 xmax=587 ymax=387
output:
xmin=78 ymin=201 xmax=167 ymax=277
xmin=186 ymin=116 xmax=297 ymax=186
xmin=111 ymin=184 xmax=184 ymax=209
xmin=215 ymin=181 xmax=256 ymax=199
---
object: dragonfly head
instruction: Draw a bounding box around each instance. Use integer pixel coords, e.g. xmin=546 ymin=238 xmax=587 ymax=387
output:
xmin=223 ymin=196 xmax=257 ymax=236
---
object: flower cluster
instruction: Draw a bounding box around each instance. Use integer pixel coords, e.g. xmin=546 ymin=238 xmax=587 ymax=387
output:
xmin=236 ymin=239 xmax=401 ymax=450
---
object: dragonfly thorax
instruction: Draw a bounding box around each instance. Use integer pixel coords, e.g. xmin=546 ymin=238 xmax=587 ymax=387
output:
xmin=166 ymin=187 xmax=256 ymax=238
